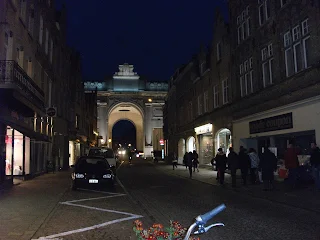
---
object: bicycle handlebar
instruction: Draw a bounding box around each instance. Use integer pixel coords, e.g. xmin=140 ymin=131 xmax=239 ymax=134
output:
xmin=196 ymin=204 xmax=226 ymax=224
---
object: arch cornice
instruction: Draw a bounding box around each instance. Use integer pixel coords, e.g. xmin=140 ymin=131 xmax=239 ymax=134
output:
xmin=107 ymin=101 xmax=145 ymax=119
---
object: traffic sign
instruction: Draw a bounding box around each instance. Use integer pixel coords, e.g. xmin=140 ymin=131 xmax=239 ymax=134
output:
xmin=46 ymin=107 xmax=57 ymax=117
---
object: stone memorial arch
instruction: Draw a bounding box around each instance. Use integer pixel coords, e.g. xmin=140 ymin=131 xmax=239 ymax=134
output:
xmin=84 ymin=63 xmax=168 ymax=157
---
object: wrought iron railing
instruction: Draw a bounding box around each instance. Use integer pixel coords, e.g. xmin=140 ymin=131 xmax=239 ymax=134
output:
xmin=0 ymin=60 xmax=45 ymax=107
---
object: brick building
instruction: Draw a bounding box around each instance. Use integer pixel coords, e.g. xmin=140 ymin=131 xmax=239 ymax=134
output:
xmin=164 ymin=1 xmax=320 ymax=163
xmin=0 ymin=0 xmax=96 ymax=185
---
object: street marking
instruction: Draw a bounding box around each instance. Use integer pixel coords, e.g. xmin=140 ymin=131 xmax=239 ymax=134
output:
xmin=62 ymin=194 xmax=126 ymax=203
xmin=33 ymin=191 xmax=143 ymax=239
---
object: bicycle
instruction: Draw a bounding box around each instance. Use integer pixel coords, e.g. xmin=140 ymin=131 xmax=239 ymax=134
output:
xmin=133 ymin=204 xmax=226 ymax=240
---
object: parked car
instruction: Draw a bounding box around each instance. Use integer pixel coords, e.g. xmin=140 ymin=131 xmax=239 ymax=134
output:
xmin=88 ymin=147 xmax=119 ymax=171
xmin=71 ymin=156 xmax=115 ymax=190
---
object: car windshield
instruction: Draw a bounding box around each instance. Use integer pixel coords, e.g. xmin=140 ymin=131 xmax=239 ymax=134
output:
xmin=88 ymin=149 xmax=114 ymax=158
xmin=75 ymin=157 xmax=110 ymax=172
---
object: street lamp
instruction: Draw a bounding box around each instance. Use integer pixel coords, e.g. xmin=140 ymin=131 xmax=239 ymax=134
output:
xmin=148 ymin=98 xmax=152 ymax=102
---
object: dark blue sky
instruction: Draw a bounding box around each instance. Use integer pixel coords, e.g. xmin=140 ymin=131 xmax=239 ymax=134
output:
xmin=56 ymin=0 xmax=228 ymax=81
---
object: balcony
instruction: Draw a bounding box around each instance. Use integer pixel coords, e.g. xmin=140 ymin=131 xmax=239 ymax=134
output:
xmin=0 ymin=60 xmax=45 ymax=110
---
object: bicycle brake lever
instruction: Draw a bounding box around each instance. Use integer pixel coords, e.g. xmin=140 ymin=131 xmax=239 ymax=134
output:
xmin=193 ymin=223 xmax=225 ymax=235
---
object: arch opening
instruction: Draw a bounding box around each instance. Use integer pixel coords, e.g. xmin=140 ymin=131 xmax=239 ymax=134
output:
xmin=112 ymin=120 xmax=136 ymax=149
xmin=215 ymin=128 xmax=232 ymax=156
xmin=177 ymin=138 xmax=186 ymax=164
xmin=108 ymin=102 xmax=144 ymax=152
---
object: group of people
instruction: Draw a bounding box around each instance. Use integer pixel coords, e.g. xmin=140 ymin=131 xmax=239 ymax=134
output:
xmin=212 ymin=141 xmax=320 ymax=191
xmin=212 ymin=146 xmax=277 ymax=190
xmin=182 ymin=150 xmax=199 ymax=178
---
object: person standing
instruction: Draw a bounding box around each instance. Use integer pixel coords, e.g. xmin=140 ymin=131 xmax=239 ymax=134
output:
xmin=284 ymin=140 xmax=300 ymax=189
xmin=248 ymin=148 xmax=260 ymax=184
xmin=259 ymin=147 xmax=278 ymax=191
xmin=215 ymin=148 xmax=227 ymax=185
xmin=310 ymin=142 xmax=320 ymax=190
xmin=183 ymin=152 xmax=188 ymax=170
xmin=238 ymin=146 xmax=250 ymax=186
xmin=227 ymin=147 xmax=238 ymax=188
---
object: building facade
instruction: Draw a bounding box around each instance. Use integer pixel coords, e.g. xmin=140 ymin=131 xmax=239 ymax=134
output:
xmin=84 ymin=63 xmax=167 ymax=158
xmin=164 ymin=1 xmax=320 ymax=164
xmin=0 ymin=0 xmax=95 ymax=185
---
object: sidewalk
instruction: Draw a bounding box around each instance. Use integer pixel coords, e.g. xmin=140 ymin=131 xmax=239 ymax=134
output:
xmin=154 ymin=161 xmax=320 ymax=213
xmin=0 ymin=171 xmax=71 ymax=240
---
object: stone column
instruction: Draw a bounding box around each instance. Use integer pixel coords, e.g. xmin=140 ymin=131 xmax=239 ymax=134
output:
xmin=144 ymin=104 xmax=152 ymax=146
xmin=98 ymin=105 xmax=107 ymax=144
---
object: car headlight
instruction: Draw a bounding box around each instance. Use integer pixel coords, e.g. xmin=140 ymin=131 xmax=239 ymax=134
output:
xmin=103 ymin=174 xmax=113 ymax=179
xmin=75 ymin=173 xmax=85 ymax=178
xmin=122 ymin=150 xmax=126 ymax=154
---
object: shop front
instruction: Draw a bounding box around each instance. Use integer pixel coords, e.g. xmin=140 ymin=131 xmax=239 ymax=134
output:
xmin=0 ymin=107 xmax=50 ymax=183
xmin=233 ymin=96 xmax=320 ymax=160
xmin=194 ymin=124 xmax=213 ymax=164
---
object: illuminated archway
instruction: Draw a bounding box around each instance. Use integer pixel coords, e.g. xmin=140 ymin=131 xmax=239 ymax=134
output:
xmin=108 ymin=102 xmax=144 ymax=151
xmin=215 ymin=128 xmax=232 ymax=156
xmin=178 ymin=138 xmax=186 ymax=164
xmin=186 ymin=136 xmax=196 ymax=152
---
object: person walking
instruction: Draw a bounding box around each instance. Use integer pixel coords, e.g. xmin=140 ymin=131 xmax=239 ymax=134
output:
xmin=239 ymin=146 xmax=250 ymax=186
xmin=248 ymin=148 xmax=260 ymax=184
xmin=259 ymin=147 xmax=278 ymax=191
xmin=215 ymin=148 xmax=227 ymax=185
xmin=183 ymin=152 xmax=188 ymax=170
xmin=310 ymin=142 xmax=320 ymax=190
xmin=284 ymin=140 xmax=300 ymax=189
xmin=187 ymin=152 xmax=193 ymax=178
xmin=193 ymin=150 xmax=199 ymax=172
xmin=172 ymin=152 xmax=178 ymax=170
xmin=227 ymin=147 xmax=239 ymax=188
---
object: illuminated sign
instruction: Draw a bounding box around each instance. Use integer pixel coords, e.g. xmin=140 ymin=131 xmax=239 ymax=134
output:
xmin=194 ymin=124 xmax=212 ymax=135
xmin=159 ymin=139 xmax=164 ymax=145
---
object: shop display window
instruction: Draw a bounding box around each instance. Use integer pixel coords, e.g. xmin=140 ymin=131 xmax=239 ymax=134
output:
xmin=13 ymin=130 xmax=23 ymax=175
xmin=5 ymin=127 xmax=13 ymax=176
xmin=25 ymin=137 xmax=30 ymax=174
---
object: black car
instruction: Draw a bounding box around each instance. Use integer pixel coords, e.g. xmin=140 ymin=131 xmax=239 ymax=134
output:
xmin=71 ymin=156 xmax=115 ymax=190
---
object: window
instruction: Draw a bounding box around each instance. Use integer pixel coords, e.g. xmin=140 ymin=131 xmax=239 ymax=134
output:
xmin=261 ymin=44 xmax=274 ymax=87
xmin=28 ymin=9 xmax=34 ymax=36
xmin=204 ymin=91 xmax=209 ymax=112
xmin=16 ymin=47 xmax=24 ymax=67
xmin=240 ymin=57 xmax=254 ymax=97
xmin=259 ymin=0 xmax=270 ymax=26
xmin=189 ymin=101 xmax=193 ymax=121
xmin=284 ymin=19 xmax=310 ymax=77
xmin=39 ymin=16 xmax=44 ymax=44
xmin=197 ymin=95 xmax=202 ymax=115
xmin=200 ymin=62 xmax=206 ymax=75
xmin=20 ymin=0 xmax=27 ymax=21
xmin=45 ymin=29 xmax=49 ymax=54
xmin=222 ymin=79 xmax=228 ymax=104
xmin=217 ymin=42 xmax=222 ymax=61
xmin=237 ymin=6 xmax=251 ymax=44
xmin=49 ymin=39 xmax=53 ymax=63
xmin=281 ymin=0 xmax=287 ymax=7
xmin=213 ymin=85 xmax=219 ymax=108
xmin=27 ymin=58 xmax=32 ymax=77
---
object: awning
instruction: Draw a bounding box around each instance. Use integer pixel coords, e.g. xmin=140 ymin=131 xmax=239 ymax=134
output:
xmin=0 ymin=116 xmax=50 ymax=142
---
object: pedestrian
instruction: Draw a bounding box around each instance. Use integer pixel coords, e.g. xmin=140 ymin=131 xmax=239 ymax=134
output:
xmin=310 ymin=142 xmax=320 ymax=190
xmin=183 ymin=152 xmax=188 ymax=170
xmin=284 ymin=140 xmax=300 ymax=189
xmin=239 ymin=146 xmax=250 ymax=186
xmin=172 ymin=152 xmax=178 ymax=170
xmin=187 ymin=152 xmax=193 ymax=178
xmin=215 ymin=148 xmax=227 ymax=185
xmin=193 ymin=150 xmax=199 ymax=172
xmin=227 ymin=147 xmax=238 ymax=188
xmin=259 ymin=147 xmax=278 ymax=191
xmin=248 ymin=148 xmax=260 ymax=184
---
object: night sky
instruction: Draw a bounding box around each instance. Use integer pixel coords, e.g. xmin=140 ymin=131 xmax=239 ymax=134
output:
xmin=56 ymin=0 xmax=228 ymax=82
